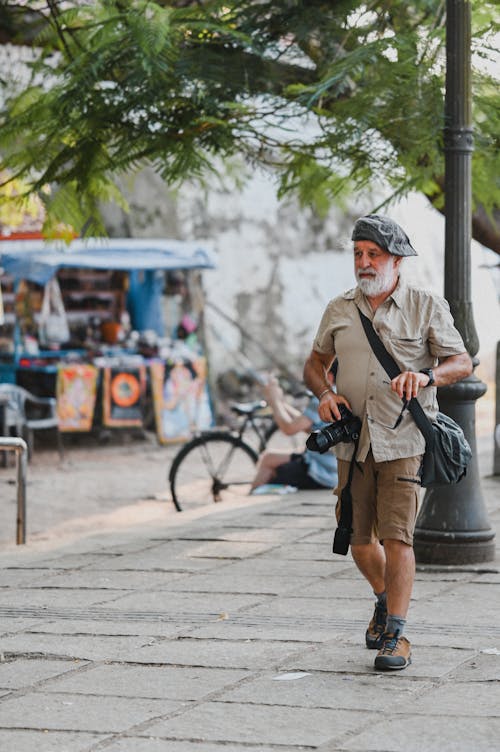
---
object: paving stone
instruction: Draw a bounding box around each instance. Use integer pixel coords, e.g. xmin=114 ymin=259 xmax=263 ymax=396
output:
xmin=1 ymin=568 xmax=68 ymax=587
xmin=126 ymin=638 xmax=315 ymax=669
xmin=288 ymin=577 xmax=380 ymax=600
xmin=84 ymin=556 xmax=226 ymax=572
xmin=144 ymin=702 xmax=375 ymax=747
xmin=13 ymin=553 xmax=115 ymax=570
xmin=414 ymin=568 xmax=488 ymax=582
xmin=214 ymin=557 xmax=349 ymax=578
xmin=37 ymin=570 xmax=189 ymax=590
xmin=410 ymin=584 xmax=500 ymax=625
xmin=244 ymin=595 xmax=370 ymax=621
xmin=102 ymin=739 xmax=289 ymax=752
xmin=0 ymin=632 xmax=150 ymax=661
xmin=1 ymin=588 xmax=134 ymax=609
xmin=448 ymin=652 xmax=500 ymax=682
xmin=395 ymin=679 xmax=500 ymax=716
xmin=0 ymin=469 xmax=498 ymax=752
xmin=219 ymin=670 xmax=431 ymax=709
xmin=279 ymin=643 xmax=477 ymax=679
xmin=163 ymin=572 xmax=320 ymax=595
xmin=0 ymin=618 xmax=47 ymax=635
xmin=0 ymin=658 xmax=82 ymax=689
xmin=406 ymin=627 xmax=495 ymax=650
xmin=180 ymin=540 xmax=277 ymax=559
xmin=176 ymin=527 xmax=308 ymax=544
xmin=45 ymin=664 xmax=250 ymax=700
xmin=255 ymin=513 xmax=333 ymax=528
xmin=262 ymin=509 xmax=333 ymax=521
xmin=470 ymin=571 xmax=500 ymax=584
xmin=103 ymin=590 xmax=270 ymax=614
xmin=340 ymin=715 xmax=500 ymax=752
xmin=269 ymin=543 xmax=337 ymax=561
xmin=0 ymin=729 xmax=106 ymax=752
xmin=300 ymin=529 xmax=338 ymax=545
xmin=186 ymin=620 xmax=340 ymax=643
xmin=0 ymin=692 xmax=181 ymax=733
xmin=25 ymin=618 xmax=194 ymax=638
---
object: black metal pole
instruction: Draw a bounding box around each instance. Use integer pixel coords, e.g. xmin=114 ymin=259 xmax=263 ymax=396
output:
xmin=414 ymin=0 xmax=495 ymax=564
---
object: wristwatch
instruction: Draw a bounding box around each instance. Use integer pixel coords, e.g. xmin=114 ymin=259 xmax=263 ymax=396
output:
xmin=419 ymin=368 xmax=435 ymax=387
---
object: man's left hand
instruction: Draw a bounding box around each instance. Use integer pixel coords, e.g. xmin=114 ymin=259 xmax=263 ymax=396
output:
xmin=390 ymin=371 xmax=430 ymax=401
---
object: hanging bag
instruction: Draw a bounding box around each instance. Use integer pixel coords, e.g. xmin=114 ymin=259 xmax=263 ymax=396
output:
xmin=357 ymin=308 xmax=471 ymax=488
xmin=39 ymin=277 xmax=70 ymax=347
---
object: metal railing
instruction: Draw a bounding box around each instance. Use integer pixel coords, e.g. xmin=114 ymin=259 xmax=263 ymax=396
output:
xmin=0 ymin=437 xmax=28 ymax=544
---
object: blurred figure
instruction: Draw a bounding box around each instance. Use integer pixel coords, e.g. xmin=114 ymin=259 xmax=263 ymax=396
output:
xmin=250 ymin=374 xmax=337 ymax=492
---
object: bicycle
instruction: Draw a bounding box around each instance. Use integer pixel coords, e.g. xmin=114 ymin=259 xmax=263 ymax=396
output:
xmin=168 ymin=399 xmax=287 ymax=512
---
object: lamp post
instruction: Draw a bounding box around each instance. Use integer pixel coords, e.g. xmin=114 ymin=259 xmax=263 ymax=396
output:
xmin=413 ymin=0 xmax=495 ymax=564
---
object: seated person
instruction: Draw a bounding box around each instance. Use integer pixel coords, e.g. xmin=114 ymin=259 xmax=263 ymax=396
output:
xmin=250 ymin=374 xmax=338 ymax=492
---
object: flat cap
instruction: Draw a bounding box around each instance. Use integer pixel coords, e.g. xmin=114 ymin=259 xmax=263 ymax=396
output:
xmin=351 ymin=214 xmax=417 ymax=256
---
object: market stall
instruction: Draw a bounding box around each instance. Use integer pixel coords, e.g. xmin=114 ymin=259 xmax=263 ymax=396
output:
xmin=0 ymin=238 xmax=216 ymax=442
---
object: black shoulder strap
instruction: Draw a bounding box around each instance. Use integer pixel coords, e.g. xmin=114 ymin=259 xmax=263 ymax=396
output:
xmin=357 ymin=308 xmax=434 ymax=447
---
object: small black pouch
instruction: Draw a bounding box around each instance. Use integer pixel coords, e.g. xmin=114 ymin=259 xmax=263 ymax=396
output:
xmin=332 ymin=438 xmax=358 ymax=556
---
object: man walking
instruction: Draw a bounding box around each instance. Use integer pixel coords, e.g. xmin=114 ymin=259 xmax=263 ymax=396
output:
xmin=303 ymin=215 xmax=472 ymax=670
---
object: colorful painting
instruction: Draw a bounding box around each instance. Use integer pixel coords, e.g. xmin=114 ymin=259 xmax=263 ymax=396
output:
xmin=150 ymin=357 xmax=213 ymax=443
xmin=102 ymin=365 xmax=146 ymax=427
xmin=56 ymin=364 xmax=98 ymax=432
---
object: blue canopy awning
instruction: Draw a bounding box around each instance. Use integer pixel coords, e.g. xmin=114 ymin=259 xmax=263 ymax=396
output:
xmin=0 ymin=238 xmax=217 ymax=285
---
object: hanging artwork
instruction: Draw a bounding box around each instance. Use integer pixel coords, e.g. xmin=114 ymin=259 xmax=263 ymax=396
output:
xmin=150 ymin=357 xmax=212 ymax=443
xmin=102 ymin=365 xmax=146 ymax=427
xmin=56 ymin=363 xmax=98 ymax=432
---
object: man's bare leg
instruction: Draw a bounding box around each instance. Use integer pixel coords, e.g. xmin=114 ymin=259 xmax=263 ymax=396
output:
xmin=351 ymin=542 xmax=386 ymax=594
xmin=383 ymin=539 xmax=415 ymax=618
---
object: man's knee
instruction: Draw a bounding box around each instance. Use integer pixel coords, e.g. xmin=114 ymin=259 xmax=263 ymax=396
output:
xmin=384 ymin=538 xmax=412 ymax=548
xmin=383 ymin=538 xmax=415 ymax=559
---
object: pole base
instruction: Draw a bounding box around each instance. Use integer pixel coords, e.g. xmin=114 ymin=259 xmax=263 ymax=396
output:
xmin=414 ymin=536 xmax=496 ymax=566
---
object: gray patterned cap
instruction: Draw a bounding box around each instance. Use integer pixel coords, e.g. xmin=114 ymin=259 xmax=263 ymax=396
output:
xmin=351 ymin=214 xmax=417 ymax=256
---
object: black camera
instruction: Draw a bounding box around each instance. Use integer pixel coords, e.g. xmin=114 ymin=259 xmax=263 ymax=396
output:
xmin=306 ymin=404 xmax=362 ymax=453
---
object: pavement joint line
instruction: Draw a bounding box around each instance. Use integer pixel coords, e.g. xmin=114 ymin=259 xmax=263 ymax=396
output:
xmin=2 ymin=606 xmax=500 ymax=637
xmin=82 ymin=656 xmax=346 ymax=752
xmin=88 ymin=734 xmax=318 ymax=751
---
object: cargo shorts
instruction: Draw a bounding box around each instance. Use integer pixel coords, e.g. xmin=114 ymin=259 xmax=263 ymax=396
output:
xmin=335 ymin=451 xmax=423 ymax=546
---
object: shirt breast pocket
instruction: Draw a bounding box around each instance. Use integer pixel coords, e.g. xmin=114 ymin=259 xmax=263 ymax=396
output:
xmin=388 ymin=334 xmax=426 ymax=367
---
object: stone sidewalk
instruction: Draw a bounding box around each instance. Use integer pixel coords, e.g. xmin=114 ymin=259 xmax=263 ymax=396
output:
xmin=0 ymin=458 xmax=499 ymax=751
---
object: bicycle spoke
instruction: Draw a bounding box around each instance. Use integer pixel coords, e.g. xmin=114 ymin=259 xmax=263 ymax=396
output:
xmin=170 ymin=435 xmax=257 ymax=511
xmin=198 ymin=439 xmax=239 ymax=480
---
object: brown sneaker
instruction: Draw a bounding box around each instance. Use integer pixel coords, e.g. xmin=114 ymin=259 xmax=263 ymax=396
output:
xmin=374 ymin=631 xmax=412 ymax=671
xmin=365 ymin=600 xmax=387 ymax=649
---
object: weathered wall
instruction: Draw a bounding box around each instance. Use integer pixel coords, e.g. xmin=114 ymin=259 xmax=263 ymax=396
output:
xmin=103 ymin=165 xmax=499 ymax=387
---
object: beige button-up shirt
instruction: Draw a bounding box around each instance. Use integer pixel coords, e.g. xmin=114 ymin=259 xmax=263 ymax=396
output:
xmin=312 ymin=280 xmax=466 ymax=462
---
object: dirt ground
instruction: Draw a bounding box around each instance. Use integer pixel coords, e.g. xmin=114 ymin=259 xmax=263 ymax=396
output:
xmin=0 ymin=430 xmax=181 ymax=550
xmin=0 ymin=385 xmax=497 ymax=552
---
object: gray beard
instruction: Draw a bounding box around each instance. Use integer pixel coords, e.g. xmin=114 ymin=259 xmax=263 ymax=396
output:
xmin=356 ymin=268 xmax=396 ymax=297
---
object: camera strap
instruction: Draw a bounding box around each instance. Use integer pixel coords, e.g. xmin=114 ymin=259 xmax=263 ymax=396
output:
xmin=356 ymin=308 xmax=435 ymax=445
xmin=333 ymin=434 xmax=359 ymax=556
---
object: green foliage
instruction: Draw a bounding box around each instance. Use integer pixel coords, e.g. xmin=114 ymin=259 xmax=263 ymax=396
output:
xmin=0 ymin=0 xmax=498 ymax=243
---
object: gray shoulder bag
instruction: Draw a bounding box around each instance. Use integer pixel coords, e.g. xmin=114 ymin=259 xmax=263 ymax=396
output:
xmin=357 ymin=308 xmax=471 ymax=488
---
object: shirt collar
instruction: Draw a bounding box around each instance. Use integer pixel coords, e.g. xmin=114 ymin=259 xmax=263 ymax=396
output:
xmin=343 ymin=276 xmax=406 ymax=309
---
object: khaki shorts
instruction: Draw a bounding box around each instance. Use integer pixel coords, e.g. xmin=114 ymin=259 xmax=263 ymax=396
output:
xmin=335 ymin=451 xmax=422 ymax=546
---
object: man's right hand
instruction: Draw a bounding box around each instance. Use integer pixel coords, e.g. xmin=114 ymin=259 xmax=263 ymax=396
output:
xmin=318 ymin=391 xmax=351 ymax=423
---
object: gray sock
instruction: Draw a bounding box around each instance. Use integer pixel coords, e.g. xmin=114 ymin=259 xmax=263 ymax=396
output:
xmin=374 ymin=591 xmax=387 ymax=610
xmin=386 ymin=614 xmax=406 ymax=637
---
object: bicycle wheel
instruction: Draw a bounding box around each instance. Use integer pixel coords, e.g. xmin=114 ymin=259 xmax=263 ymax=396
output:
xmin=169 ymin=432 xmax=258 ymax=512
